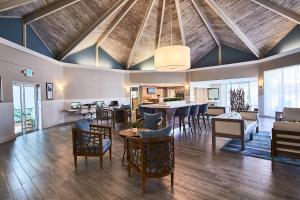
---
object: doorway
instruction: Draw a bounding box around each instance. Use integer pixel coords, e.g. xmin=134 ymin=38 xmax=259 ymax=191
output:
xmin=13 ymin=83 xmax=41 ymax=136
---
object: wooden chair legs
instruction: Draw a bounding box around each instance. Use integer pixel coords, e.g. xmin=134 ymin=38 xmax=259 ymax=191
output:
xmin=142 ymin=177 xmax=146 ymax=194
xmin=100 ymin=156 xmax=103 ymax=169
xmin=109 ymin=148 xmax=112 ymax=160
xmin=74 ymin=155 xmax=77 ymax=168
xmin=171 ymin=172 xmax=174 ymax=187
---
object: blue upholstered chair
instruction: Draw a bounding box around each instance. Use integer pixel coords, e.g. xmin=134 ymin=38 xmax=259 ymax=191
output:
xmin=197 ymin=104 xmax=209 ymax=130
xmin=72 ymin=119 xmax=112 ymax=169
xmin=127 ymin=126 xmax=174 ymax=193
xmin=189 ymin=105 xmax=199 ymax=133
xmin=137 ymin=106 xmax=155 ymax=120
xmin=173 ymin=106 xmax=191 ymax=133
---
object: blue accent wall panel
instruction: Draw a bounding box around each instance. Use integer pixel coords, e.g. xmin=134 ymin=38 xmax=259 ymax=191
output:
xmin=0 ymin=18 xmax=22 ymax=45
xmin=266 ymin=25 xmax=300 ymax=57
xmin=0 ymin=18 xmax=54 ymax=58
xmin=130 ymin=57 xmax=155 ymax=70
xmin=64 ymin=45 xmax=124 ymax=69
xmin=193 ymin=45 xmax=257 ymax=68
xmin=27 ymin=26 xmax=54 ymax=58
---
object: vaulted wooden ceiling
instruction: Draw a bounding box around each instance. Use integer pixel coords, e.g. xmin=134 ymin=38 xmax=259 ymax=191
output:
xmin=1 ymin=0 xmax=299 ymax=69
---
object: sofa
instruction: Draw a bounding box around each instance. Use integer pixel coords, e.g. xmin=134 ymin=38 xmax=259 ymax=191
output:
xmin=212 ymin=111 xmax=259 ymax=150
xmin=272 ymin=107 xmax=300 ymax=159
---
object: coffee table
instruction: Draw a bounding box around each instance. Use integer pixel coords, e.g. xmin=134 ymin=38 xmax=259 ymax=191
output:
xmin=119 ymin=128 xmax=149 ymax=161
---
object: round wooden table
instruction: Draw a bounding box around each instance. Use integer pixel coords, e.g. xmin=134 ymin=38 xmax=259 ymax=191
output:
xmin=118 ymin=128 xmax=149 ymax=162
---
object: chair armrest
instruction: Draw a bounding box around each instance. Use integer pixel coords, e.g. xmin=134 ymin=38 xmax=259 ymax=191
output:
xmin=239 ymin=111 xmax=258 ymax=121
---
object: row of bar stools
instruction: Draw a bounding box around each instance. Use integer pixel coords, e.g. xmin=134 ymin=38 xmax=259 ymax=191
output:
xmin=173 ymin=106 xmax=191 ymax=134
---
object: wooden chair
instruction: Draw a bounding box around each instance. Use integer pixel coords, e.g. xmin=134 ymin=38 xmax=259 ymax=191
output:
xmin=96 ymin=107 xmax=111 ymax=124
xmin=72 ymin=124 xmax=112 ymax=169
xmin=127 ymin=136 xmax=174 ymax=193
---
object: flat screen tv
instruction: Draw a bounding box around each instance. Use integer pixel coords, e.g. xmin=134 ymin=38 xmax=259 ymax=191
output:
xmin=147 ymin=87 xmax=155 ymax=94
xmin=208 ymin=88 xmax=219 ymax=100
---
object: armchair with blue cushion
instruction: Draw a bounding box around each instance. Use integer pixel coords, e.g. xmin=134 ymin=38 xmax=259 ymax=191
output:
xmin=136 ymin=112 xmax=163 ymax=130
xmin=127 ymin=126 xmax=174 ymax=193
xmin=72 ymin=119 xmax=112 ymax=169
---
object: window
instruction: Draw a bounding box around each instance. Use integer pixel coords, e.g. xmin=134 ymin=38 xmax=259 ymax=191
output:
xmin=264 ymin=65 xmax=300 ymax=117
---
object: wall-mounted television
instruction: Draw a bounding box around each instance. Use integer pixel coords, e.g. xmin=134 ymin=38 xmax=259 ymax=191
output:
xmin=147 ymin=87 xmax=155 ymax=94
xmin=208 ymin=88 xmax=219 ymax=101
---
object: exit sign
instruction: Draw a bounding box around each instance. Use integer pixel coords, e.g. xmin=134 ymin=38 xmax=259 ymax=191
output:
xmin=22 ymin=69 xmax=34 ymax=77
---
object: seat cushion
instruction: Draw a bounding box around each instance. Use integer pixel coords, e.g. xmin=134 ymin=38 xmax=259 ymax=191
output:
xmin=144 ymin=112 xmax=162 ymax=130
xmin=140 ymin=126 xmax=172 ymax=138
xmin=75 ymin=119 xmax=90 ymax=132
xmin=76 ymin=139 xmax=111 ymax=154
xmin=102 ymin=139 xmax=112 ymax=153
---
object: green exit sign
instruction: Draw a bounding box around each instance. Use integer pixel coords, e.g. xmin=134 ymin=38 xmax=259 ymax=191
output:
xmin=22 ymin=69 xmax=34 ymax=77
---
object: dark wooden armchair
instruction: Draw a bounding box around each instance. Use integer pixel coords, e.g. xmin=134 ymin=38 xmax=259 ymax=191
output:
xmin=72 ymin=124 xmax=112 ymax=169
xmin=126 ymin=136 xmax=174 ymax=193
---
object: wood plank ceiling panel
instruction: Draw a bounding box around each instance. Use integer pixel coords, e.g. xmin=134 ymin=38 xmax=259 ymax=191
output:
xmin=215 ymin=0 xmax=296 ymax=55
xmin=0 ymin=0 xmax=58 ymax=17
xmin=196 ymin=0 xmax=251 ymax=54
xmin=180 ymin=0 xmax=216 ymax=64
xmin=130 ymin=0 xmax=161 ymax=66
xmin=159 ymin=0 xmax=182 ymax=47
xmin=100 ymin=0 xmax=149 ymax=66
xmin=270 ymin=0 xmax=300 ymax=15
xmin=31 ymin=0 xmax=118 ymax=55
xmin=70 ymin=6 xmax=123 ymax=55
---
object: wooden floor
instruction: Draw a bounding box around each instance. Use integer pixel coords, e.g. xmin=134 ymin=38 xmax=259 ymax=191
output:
xmin=1 ymin=118 xmax=300 ymax=200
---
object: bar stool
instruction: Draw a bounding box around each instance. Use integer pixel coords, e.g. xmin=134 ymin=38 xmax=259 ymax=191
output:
xmin=197 ymin=104 xmax=209 ymax=130
xmin=173 ymin=106 xmax=191 ymax=134
xmin=189 ymin=105 xmax=199 ymax=133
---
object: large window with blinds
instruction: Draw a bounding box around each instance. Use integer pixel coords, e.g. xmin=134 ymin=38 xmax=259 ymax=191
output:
xmin=264 ymin=65 xmax=300 ymax=117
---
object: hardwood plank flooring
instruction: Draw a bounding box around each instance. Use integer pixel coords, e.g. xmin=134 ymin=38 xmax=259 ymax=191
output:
xmin=0 ymin=118 xmax=300 ymax=200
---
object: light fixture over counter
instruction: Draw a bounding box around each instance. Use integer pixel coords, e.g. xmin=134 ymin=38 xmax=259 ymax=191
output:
xmin=154 ymin=45 xmax=190 ymax=71
xmin=154 ymin=0 xmax=190 ymax=72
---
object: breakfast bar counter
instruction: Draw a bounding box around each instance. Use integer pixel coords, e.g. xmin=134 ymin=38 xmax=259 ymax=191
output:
xmin=141 ymin=101 xmax=206 ymax=127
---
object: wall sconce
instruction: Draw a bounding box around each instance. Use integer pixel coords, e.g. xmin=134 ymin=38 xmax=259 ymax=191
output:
xmin=184 ymin=82 xmax=189 ymax=90
xmin=125 ymin=86 xmax=130 ymax=93
xmin=56 ymin=82 xmax=65 ymax=93
xmin=259 ymin=80 xmax=264 ymax=89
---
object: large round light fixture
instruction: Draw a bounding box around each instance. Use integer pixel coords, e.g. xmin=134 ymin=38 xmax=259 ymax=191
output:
xmin=154 ymin=45 xmax=191 ymax=71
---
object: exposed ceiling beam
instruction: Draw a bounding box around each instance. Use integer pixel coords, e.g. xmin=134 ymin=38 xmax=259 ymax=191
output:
xmin=23 ymin=0 xmax=80 ymax=25
xmin=205 ymin=0 xmax=261 ymax=58
xmin=96 ymin=0 xmax=138 ymax=48
xmin=174 ymin=0 xmax=186 ymax=45
xmin=251 ymin=0 xmax=300 ymax=24
xmin=191 ymin=0 xmax=220 ymax=47
xmin=157 ymin=0 xmax=166 ymax=48
xmin=0 ymin=0 xmax=32 ymax=12
xmin=57 ymin=0 xmax=128 ymax=61
xmin=127 ymin=0 xmax=156 ymax=69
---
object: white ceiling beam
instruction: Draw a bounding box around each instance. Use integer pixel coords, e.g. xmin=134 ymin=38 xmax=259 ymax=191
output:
xmin=174 ymin=0 xmax=186 ymax=45
xmin=23 ymin=0 xmax=80 ymax=25
xmin=191 ymin=0 xmax=220 ymax=47
xmin=127 ymin=0 xmax=156 ymax=69
xmin=0 ymin=0 xmax=32 ymax=12
xmin=205 ymin=0 xmax=261 ymax=58
xmin=251 ymin=0 xmax=300 ymax=24
xmin=57 ymin=0 xmax=128 ymax=61
xmin=96 ymin=0 xmax=138 ymax=48
xmin=157 ymin=0 xmax=166 ymax=48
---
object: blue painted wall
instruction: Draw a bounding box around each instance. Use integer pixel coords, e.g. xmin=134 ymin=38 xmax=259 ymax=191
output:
xmin=130 ymin=57 xmax=155 ymax=70
xmin=265 ymin=25 xmax=300 ymax=57
xmin=63 ymin=45 xmax=124 ymax=69
xmin=0 ymin=18 xmax=22 ymax=45
xmin=193 ymin=45 xmax=257 ymax=68
xmin=0 ymin=18 xmax=54 ymax=58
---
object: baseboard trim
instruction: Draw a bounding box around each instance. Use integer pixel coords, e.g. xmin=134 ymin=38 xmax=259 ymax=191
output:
xmin=0 ymin=133 xmax=16 ymax=144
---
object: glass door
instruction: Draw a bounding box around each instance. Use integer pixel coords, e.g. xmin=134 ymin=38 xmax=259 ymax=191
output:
xmin=13 ymin=83 xmax=40 ymax=135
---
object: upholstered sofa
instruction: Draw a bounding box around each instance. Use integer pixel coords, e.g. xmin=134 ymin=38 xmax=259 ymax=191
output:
xmin=212 ymin=111 xmax=259 ymax=150
xmin=272 ymin=107 xmax=300 ymax=159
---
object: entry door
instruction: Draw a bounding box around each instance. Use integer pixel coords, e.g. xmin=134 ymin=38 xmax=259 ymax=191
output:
xmin=13 ymin=83 xmax=39 ymax=135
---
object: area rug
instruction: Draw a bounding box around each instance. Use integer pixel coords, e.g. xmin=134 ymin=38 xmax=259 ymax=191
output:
xmin=221 ymin=131 xmax=300 ymax=166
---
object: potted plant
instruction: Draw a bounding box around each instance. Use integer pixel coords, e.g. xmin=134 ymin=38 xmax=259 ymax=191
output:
xmin=129 ymin=120 xmax=144 ymax=133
